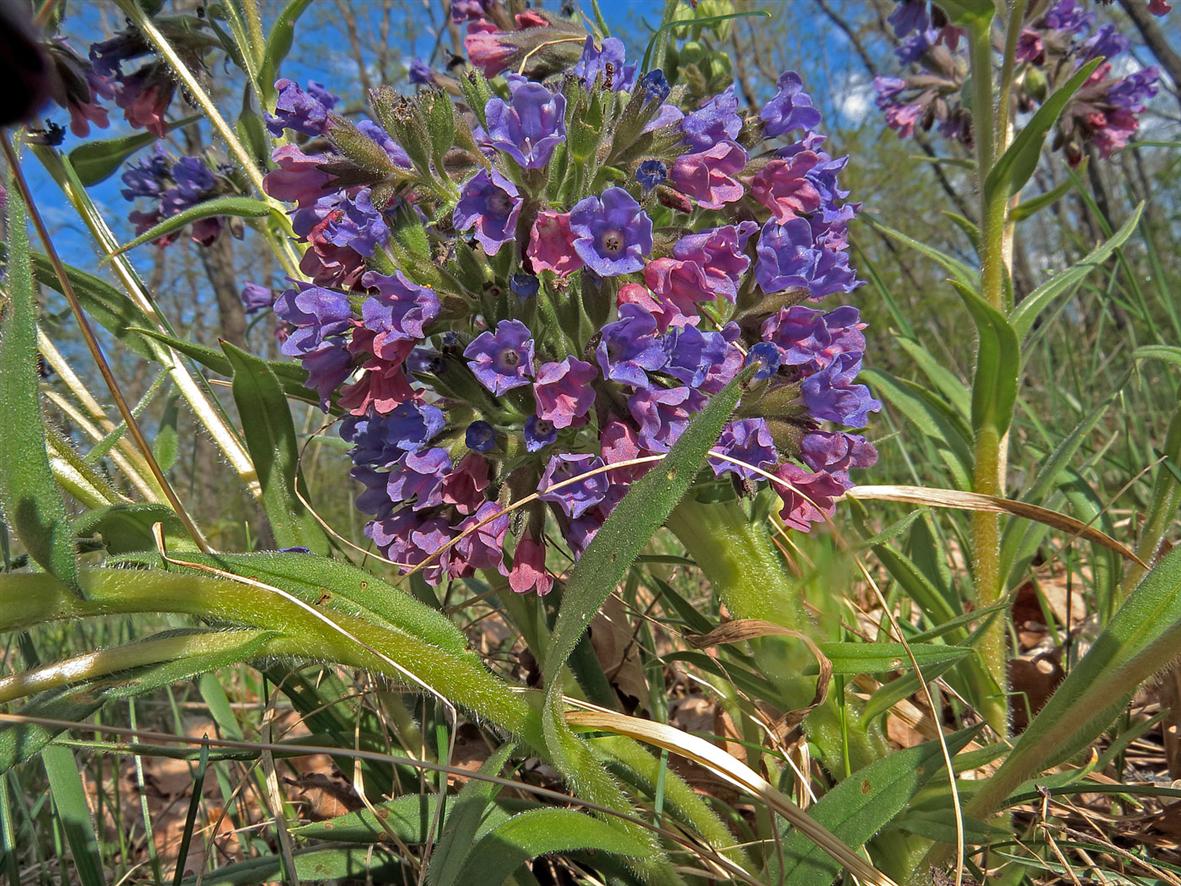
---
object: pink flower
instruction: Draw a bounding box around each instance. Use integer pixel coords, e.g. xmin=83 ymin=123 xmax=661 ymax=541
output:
xmin=264 ymin=145 xmax=333 ymax=207
xmin=508 ymin=536 xmax=553 ymax=595
xmin=617 ymin=282 xmax=695 ymax=332
xmin=774 ymin=463 xmax=847 ymax=532
xmin=441 ymin=453 xmax=491 ymax=515
xmin=600 ymin=420 xmax=651 ymax=483
xmin=533 ymin=357 xmax=598 ymax=428
xmin=338 ymin=358 xmax=414 ymax=416
xmin=884 ymin=103 xmax=921 ymax=138
xmin=642 ymin=258 xmax=711 ymax=326
xmin=527 ymin=210 xmax=584 ymax=276
xmin=750 ymin=153 xmax=823 ymax=223
xmin=465 ymin=20 xmax=516 ymax=78
xmin=670 ymin=140 xmax=747 ymax=210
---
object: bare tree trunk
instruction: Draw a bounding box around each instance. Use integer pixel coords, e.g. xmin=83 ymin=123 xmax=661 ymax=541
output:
xmin=198 ymin=231 xmax=248 ymax=349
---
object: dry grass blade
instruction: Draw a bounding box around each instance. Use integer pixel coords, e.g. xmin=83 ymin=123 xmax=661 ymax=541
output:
xmin=564 ymin=709 xmax=899 ymax=886
xmin=845 ymin=484 xmax=1145 ymax=566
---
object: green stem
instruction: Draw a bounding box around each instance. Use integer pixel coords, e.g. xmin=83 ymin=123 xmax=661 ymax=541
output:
xmin=666 ymin=498 xmax=815 ymax=711
xmin=968 ymin=17 xmax=1013 ymax=739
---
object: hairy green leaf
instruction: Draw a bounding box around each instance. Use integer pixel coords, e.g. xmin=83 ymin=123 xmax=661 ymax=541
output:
xmin=223 ymin=343 xmax=329 ymax=553
xmin=0 ymin=178 xmax=78 ymax=590
xmin=454 ymin=809 xmax=651 ymax=885
xmin=67 ymin=115 xmax=200 ymax=185
xmin=949 ymin=281 xmax=1020 ymax=437
xmin=178 ymin=847 xmax=401 ymax=885
xmin=259 ymin=0 xmax=316 ymax=103
xmin=428 ymin=743 xmax=517 ymax=886
xmin=774 ymin=729 xmax=979 ymax=884
xmin=818 ymin=641 xmax=971 ymax=675
xmin=116 ymin=197 xmax=274 ymax=253
xmin=985 ymin=59 xmax=1102 ymax=205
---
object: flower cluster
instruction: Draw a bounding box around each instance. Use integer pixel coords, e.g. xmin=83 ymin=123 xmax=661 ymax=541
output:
xmin=874 ymin=0 xmax=1163 ymax=160
xmin=265 ymin=9 xmax=878 ymax=594
xmin=120 ymin=145 xmax=229 ymax=246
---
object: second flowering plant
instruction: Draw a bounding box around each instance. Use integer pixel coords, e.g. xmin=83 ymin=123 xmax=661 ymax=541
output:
xmin=262 ymin=23 xmax=878 ymax=632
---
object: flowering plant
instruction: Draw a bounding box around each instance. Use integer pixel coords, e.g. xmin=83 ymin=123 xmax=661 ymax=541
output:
xmin=875 ymin=0 xmax=1163 ymax=161
xmin=262 ymin=28 xmax=879 ymax=596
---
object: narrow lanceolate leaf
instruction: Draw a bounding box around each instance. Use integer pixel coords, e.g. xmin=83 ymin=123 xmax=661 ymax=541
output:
xmin=818 ymin=641 xmax=971 ymax=675
xmin=259 ymin=0 xmax=316 ymax=102
xmin=114 ymin=197 xmax=274 ymax=254
xmin=985 ymin=58 xmax=1103 ymax=204
xmin=67 ymin=115 xmax=200 ymax=185
xmin=861 ymin=214 xmax=977 ymax=291
xmin=132 ymin=326 xmax=322 ymax=406
xmin=773 ymin=729 xmax=980 ymax=884
xmin=0 ymin=179 xmax=79 ymax=591
xmin=427 ymin=743 xmax=517 ymax=886
xmin=452 ymin=809 xmax=651 ymax=886
xmin=1010 ymin=204 xmax=1143 ymax=342
xmin=222 ymin=343 xmax=329 ymax=554
xmin=541 ymin=374 xmax=747 ymax=697
xmin=42 ymin=745 xmax=105 ymax=886
xmin=934 ymin=0 xmax=994 ymax=27
xmin=948 ymin=281 xmax=1020 ymax=437
xmin=964 ymin=546 xmax=1181 ymax=825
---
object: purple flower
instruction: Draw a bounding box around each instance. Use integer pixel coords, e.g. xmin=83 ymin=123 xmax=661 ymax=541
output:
xmin=889 ymin=0 xmax=931 ymax=37
xmin=120 ymin=146 xmax=170 ymax=199
xmin=873 ymin=77 xmax=907 ymax=106
xmin=681 ymin=87 xmax=741 ymax=151
xmin=441 ymin=452 xmax=491 ymax=514
xmin=671 ymin=223 xmax=758 ymax=301
xmin=301 ymin=341 xmax=353 ymax=407
xmin=596 ymin=304 xmax=667 ymax=387
xmin=755 ymin=218 xmax=860 ymax=298
xmin=369 ymin=510 xmax=453 ymax=583
xmin=466 ymin=420 xmax=497 ymax=453
xmin=452 ymin=501 xmax=508 ymax=575
xmin=571 ymin=36 xmax=637 ymax=92
xmin=485 ymin=81 xmax=567 ymax=169
xmin=802 ymin=353 xmax=881 ymax=428
xmin=275 ymin=283 xmax=354 ymax=358
xmin=361 ymin=271 xmax=439 ymax=359
xmin=800 ymin=431 xmax=877 ymax=482
xmin=627 ymin=385 xmax=700 ymax=451
xmin=387 ymin=447 xmax=452 ymax=510
xmin=344 ymin=402 xmax=446 ymax=466
xmin=895 ymin=30 xmax=938 ymax=65
xmin=539 ymin=453 xmax=609 ymax=519
xmin=663 ymin=325 xmax=730 ymax=388
xmin=524 ymin=415 xmax=557 ymax=452
xmin=534 ymin=357 xmax=597 ymax=429
xmin=464 ymin=320 xmax=535 ymax=395
xmin=636 ymin=160 xmax=667 ymax=191
xmin=710 ymin=419 xmax=778 ymax=480
xmin=352 ymin=466 xmax=394 ymax=518
xmin=568 ymin=187 xmax=653 ymax=277
xmin=762 ymin=305 xmax=866 ymax=371
xmin=356 ymin=118 xmax=413 ymax=168
xmin=510 ymin=272 xmax=540 ymax=298
xmin=760 ymin=72 xmax=822 ymax=138
xmin=323 ymin=188 xmax=389 ymax=257
xmin=1082 ymin=23 xmax=1130 ymax=61
xmin=450 ymin=0 xmax=491 ymax=24
xmin=1107 ymin=67 xmax=1160 ymax=110
xmin=745 ymin=341 xmax=783 ymax=379
xmin=1043 ymin=0 xmax=1095 ymax=33
xmin=409 ymin=58 xmax=435 ymax=86
xmin=241 ymin=282 xmax=274 ymax=313
xmin=639 ymin=69 xmax=671 ymax=103
xmin=266 ymin=79 xmax=338 ymax=137
xmin=454 ymin=169 xmax=522 ymax=256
